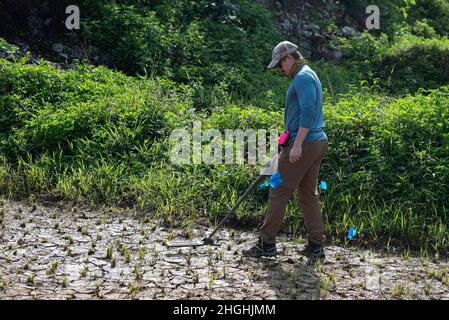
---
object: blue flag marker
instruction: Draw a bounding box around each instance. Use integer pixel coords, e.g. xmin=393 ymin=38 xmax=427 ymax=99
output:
xmin=259 ymin=172 xmax=283 ymax=190
xmin=348 ymin=227 xmax=357 ymax=240
xmin=320 ymin=180 xmax=328 ymax=190
xmin=269 ymin=171 xmax=283 ymax=189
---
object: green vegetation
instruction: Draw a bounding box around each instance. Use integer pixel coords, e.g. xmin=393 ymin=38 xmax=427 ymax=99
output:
xmin=339 ymin=31 xmax=449 ymax=94
xmin=0 ymin=0 xmax=448 ymax=252
xmin=0 ymin=54 xmax=448 ymax=250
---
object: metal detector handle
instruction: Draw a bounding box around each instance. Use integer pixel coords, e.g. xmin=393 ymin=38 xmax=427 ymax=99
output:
xmin=203 ymin=174 xmax=266 ymax=242
xmin=259 ymin=153 xmax=279 ymax=176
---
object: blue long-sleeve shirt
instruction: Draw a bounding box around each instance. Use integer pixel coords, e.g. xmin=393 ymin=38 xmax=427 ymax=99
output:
xmin=284 ymin=64 xmax=327 ymax=142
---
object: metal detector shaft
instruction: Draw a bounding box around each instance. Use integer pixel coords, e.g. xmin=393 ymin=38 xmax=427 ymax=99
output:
xmin=203 ymin=174 xmax=267 ymax=242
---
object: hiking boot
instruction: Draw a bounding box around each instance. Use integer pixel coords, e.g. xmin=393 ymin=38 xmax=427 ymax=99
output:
xmin=299 ymin=241 xmax=325 ymax=260
xmin=243 ymin=238 xmax=277 ymax=257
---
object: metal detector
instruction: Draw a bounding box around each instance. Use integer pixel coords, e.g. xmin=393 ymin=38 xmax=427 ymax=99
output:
xmin=166 ymin=154 xmax=279 ymax=248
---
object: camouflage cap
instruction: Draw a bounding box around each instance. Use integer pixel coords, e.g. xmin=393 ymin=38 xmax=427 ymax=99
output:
xmin=267 ymin=41 xmax=299 ymax=69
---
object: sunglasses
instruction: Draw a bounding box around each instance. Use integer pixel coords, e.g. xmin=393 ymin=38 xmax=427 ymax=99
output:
xmin=277 ymin=56 xmax=287 ymax=68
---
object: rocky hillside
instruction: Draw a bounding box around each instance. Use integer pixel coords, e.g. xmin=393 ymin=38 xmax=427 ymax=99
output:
xmin=257 ymin=0 xmax=363 ymax=63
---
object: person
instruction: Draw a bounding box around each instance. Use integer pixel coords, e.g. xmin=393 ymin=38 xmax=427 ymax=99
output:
xmin=243 ymin=40 xmax=328 ymax=260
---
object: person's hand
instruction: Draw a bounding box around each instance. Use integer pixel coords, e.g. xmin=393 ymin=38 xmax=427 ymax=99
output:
xmin=289 ymin=144 xmax=302 ymax=163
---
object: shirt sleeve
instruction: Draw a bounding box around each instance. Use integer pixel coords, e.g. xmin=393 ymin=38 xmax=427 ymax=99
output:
xmin=294 ymin=75 xmax=317 ymax=129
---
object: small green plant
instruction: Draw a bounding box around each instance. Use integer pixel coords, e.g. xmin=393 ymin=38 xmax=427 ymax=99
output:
xmin=47 ymin=260 xmax=59 ymax=276
xmin=424 ymin=282 xmax=431 ymax=296
xmin=193 ymin=273 xmax=199 ymax=284
xmin=0 ymin=278 xmax=6 ymax=290
xmin=80 ymin=266 xmax=89 ymax=278
xmin=134 ymin=265 xmax=142 ymax=281
xmin=359 ymin=280 xmax=367 ymax=290
xmin=61 ymin=276 xmax=67 ymax=288
xmin=26 ymin=273 xmax=35 ymax=285
xmin=65 ymin=236 xmax=74 ymax=245
xmin=208 ymin=272 xmax=215 ymax=291
xmin=138 ymin=247 xmax=147 ymax=260
xmin=81 ymin=227 xmax=89 ymax=236
xmin=128 ymin=281 xmax=140 ymax=299
xmin=118 ymin=244 xmax=126 ymax=257
xmin=391 ymin=283 xmax=406 ymax=299
xmin=149 ymin=250 xmax=158 ymax=267
xmin=106 ymin=245 xmax=113 ymax=260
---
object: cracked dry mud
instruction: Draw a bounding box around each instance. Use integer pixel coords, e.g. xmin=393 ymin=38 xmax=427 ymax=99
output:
xmin=0 ymin=200 xmax=448 ymax=300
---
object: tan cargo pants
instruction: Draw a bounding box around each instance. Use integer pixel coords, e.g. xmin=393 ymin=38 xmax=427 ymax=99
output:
xmin=259 ymin=139 xmax=328 ymax=245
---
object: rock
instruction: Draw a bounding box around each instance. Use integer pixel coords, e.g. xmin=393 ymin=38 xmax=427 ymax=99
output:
xmin=299 ymin=39 xmax=312 ymax=53
xmin=342 ymin=26 xmax=360 ymax=37
xmin=281 ymin=18 xmax=292 ymax=32
xmin=320 ymin=45 xmax=344 ymax=63
xmin=302 ymin=30 xmax=314 ymax=38
xmin=331 ymin=50 xmax=343 ymax=63
xmin=298 ymin=41 xmax=311 ymax=54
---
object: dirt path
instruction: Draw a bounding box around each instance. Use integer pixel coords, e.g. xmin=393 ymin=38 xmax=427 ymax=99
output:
xmin=0 ymin=200 xmax=448 ymax=300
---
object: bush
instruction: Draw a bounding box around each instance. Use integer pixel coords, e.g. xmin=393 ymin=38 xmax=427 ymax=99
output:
xmin=0 ymin=59 xmax=168 ymax=162
xmin=408 ymin=0 xmax=449 ymax=36
xmin=72 ymin=1 xmax=282 ymax=83
xmin=378 ymin=35 xmax=449 ymax=94
xmin=0 ymin=37 xmax=18 ymax=58
xmin=411 ymin=19 xmax=437 ymax=38
xmin=324 ymin=85 xmax=449 ymax=212
xmin=338 ymin=31 xmax=449 ymax=94
xmin=338 ymin=31 xmax=390 ymax=79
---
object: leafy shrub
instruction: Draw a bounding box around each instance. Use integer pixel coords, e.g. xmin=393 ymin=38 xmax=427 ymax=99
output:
xmin=0 ymin=59 xmax=168 ymax=162
xmin=339 ymin=31 xmax=449 ymax=94
xmin=324 ymin=85 xmax=449 ymax=212
xmin=73 ymin=1 xmax=282 ymax=87
xmin=411 ymin=19 xmax=437 ymax=38
xmin=0 ymin=37 xmax=18 ymax=58
xmin=378 ymin=35 xmax=449 ymax=94
xmin=408 ymin=0 xmax=449 ymax=36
